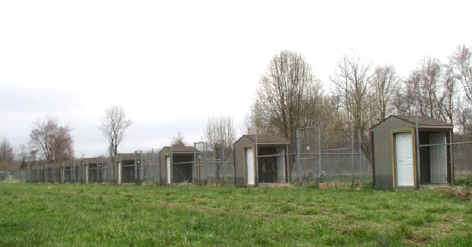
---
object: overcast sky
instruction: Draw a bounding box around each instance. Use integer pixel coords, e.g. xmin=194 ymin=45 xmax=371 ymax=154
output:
xmin=1 ymin=0 xmax=471 ymax=157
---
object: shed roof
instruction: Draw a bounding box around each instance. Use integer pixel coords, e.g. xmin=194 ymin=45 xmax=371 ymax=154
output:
xmin=118 ymin=153 xmax=136 ymax=160
xmin=236 ymin=134 xmax=290 ymax=145
xmin=81 ymin=157 xmax=105 ymax=163
xmin=371 ymin=115 xmax=453 ymax=130
xmin=163 ymin=144 xmax=196 ymax=153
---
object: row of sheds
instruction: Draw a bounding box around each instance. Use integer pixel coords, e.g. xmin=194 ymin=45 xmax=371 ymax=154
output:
xmin=27 ymin=115 xmax=456 ymax=189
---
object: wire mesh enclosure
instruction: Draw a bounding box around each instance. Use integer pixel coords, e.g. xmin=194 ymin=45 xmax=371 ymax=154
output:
xmin=417 ymin=134 xmax=472 ymax=184
xmin=17 ymin=126 xmax=375 ymax=188
xmin=194 ymin=142 xmax=234 ymax=185
xmin=291 ymin=125 xmax=371 ymax=187
xmin=452 ymin=135 xmax=472 ymax=181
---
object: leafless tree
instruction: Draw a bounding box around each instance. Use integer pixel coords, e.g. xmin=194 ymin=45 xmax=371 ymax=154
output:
xmin=455 ymin=97 xmax=472 ymax=135
xmin=419 ymin=58 xmax=442 ymax=119
xmin=252 ymin=50 xmax=319 ymax=144
xmin=451 ymin=45 xmax=472 ymax=105
xmin=393 ymin=71 xmax=420 ymax=117
xmin=369 ymin=65 xmax=399 ymax=121
xmin=331 ymin=55 xmax=370 ymax=132
xmin=442 ymin=65 xmax=457 ymax=124
xmin=205 ymin=116 xmax=235 ymax=182
xmin=29 ymin=118 xmax=74 ymax=163
xmin=100 ymin=106 xmax=132 ymax=182
xmin=205 ymin=116 xmax=235 ymax=151
xmin=171 ymin=132 xmax=185 ymax=146
xmin=394 ymin=58 xmax=456 ymax=123
xmin=0 ymin=138 xmax=14 ymax=170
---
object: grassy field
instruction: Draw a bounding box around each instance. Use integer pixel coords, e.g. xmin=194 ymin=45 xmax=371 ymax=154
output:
xmin=0 ymin=182 xmax=471 ymax=247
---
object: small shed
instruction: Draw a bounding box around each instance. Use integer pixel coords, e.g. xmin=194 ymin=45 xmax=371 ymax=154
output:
xmin=233 ymin=134 xmax=289 ymax=186
xmin=81 ymin=157 xmax=107 ymax=183
xmin=159 ymin=144 xmax=196 ymax=184
xmin=116 ymin=153 xmax=137 ymax=183
xmin=370 ymin=115 xmax=454 ymax=189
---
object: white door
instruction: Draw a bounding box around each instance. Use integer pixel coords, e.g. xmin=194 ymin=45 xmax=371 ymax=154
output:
xmin=430 ymin=133 xmax=447 ymax=184
xmin=395 ymin=133 xmax=415 ymax=186
xmin=166 ymin=156 xmax=171 ymax=184
xmin=246 ymin=148 xmax=255 ymax=185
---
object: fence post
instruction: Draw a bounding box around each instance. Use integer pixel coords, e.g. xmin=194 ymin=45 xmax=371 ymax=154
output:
xmin=351 ymin=126 xmax=355 ymax=188
xmin=296 ymin=128 xmax=301 ymax=183
xmin=117 ymin=161 xmax=121 ymax=185
xmin=60 ymin=164 xmax=65 ymax=184
xmin=358 ymin=128 xmax=362 ymax=186
xmin=84 ymin=163 xmax=89 ymax=184
xmin=318 ymin=126 xmax=322 ymax=188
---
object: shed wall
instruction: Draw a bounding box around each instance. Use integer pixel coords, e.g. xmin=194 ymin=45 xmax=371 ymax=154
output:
xmin=373 ymin=117 xmax=413 ymax=189
xmin=159 ymin=148 xmax=168 ymax=184
xmin=234 ymin=137 xmax=254 ymax=185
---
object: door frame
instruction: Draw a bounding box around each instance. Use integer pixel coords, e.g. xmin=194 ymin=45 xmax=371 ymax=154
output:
xmin=429 ymin=132 xmax=448 ymax=184
xmin=166 ymin=155 xmax=171 ymax=184
xmin=245 ymin=147 xmax=256 ymax=186
xmin=391 ymin=128 xmax=418 ymax=188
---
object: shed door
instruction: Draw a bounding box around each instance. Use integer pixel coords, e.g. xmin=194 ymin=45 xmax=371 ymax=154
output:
xmin=246 ymin=148 xmax=255 ymax=185
xmin=430 ymin=133 xmax=447 ymax=184
xmin=395 ymin=133 xmax=414 ymax=186
xmin=166 ymin=156 xmax=171 ymax=184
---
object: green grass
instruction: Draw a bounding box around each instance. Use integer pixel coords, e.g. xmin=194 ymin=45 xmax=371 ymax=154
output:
xmin=0 ymin=183 xmax=471 ymax=246
xmin=455 ymin=176 xmax=472 ymax=187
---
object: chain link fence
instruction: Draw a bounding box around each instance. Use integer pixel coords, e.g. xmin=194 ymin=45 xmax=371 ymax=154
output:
xmin=289 ymin=126 xmax=371 ymax=187
xmin=417 ymin=134 xmax=472 ymax=184
xmin=9 ymin=132 xmax=471 ymax=187
xmin=194 ymin=142 xmax=234 ymax=185
xmin=10 ymin=128 xmax=373 ymax=187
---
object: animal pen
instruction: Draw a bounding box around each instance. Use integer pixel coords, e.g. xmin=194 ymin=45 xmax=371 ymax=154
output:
xmin=194 ymin=141 xmax=234 ymax=184
xmin=291 ymin=126 xmax=370 ymax=187
xmin=159 ymin=145 xmax=196 ymax=184
xmin=371 ymin=116 xmax=457 ymax=189
xmin=233 ymin=135 xmax=289 ymax=186
xmin=19 ymin=127 xmax=373 ymax=187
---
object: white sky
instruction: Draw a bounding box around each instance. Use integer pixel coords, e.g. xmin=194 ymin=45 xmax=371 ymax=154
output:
xmin=1 ymin=0 xmax=471 ymax=157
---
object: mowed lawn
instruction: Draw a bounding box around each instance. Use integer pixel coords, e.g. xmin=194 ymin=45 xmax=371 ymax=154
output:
xmin=0 ymin=183 xmax=471 ymax=247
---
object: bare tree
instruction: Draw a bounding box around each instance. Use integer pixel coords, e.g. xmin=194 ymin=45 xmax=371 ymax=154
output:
xmin=451 ymin=45 xmax=472 ymax=104
xmin=393 ymin=71 xmax=420 ymax=117
xmin=0 ymin=138 xmax=14 ymax=170
xmin=419 ymin=58 xmax=442 ymax=119
xmin=205 ymin=116 xmax=235 ymax=182
xmin=394 ymin=58 xmax=456 ymax=123
xmin=455 ymin=97 xmax=472 ymax=135
xmin=205 ymin=116 xmax=235 ymax=151
xmin=252 ymin=50 xmax=319 ymax=144
xmin=29 ymin=118 xmax=74 ymax=163
xmin=100 ymin=106 xmax=132 ymax=183
xmin=331 ymin=55 xmax=370 ymax=132
xmin=171 ymin=132 xmax=185 ymax=146
xmin=442 ymin=65 xmax=457 ymax=124
xmin=370 ymin=65 xmax=399 ymax=121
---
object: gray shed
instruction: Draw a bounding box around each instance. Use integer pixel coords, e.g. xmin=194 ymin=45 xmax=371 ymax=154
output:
xmin=159 ymin=144 xmax=196 ymax=184
xmin=370 ymin=115 xmax=454 ymax=189
xmin=233 ymin=135 xmax=289 ymax=186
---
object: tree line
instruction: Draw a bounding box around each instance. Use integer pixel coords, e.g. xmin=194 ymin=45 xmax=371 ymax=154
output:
xmin=248 ymin=45 xmax=472 ymax=150
xmin=2 ymin=44 xmax=471 ymax=171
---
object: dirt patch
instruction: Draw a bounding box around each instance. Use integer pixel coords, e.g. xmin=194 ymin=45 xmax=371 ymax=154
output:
xmin=407 ymin=235 xmax=432 ymax=245
xmin=258 ymin=183 xmax=294 ymax=188
xmin=439 ymin=187 xmax=472 ymax=201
